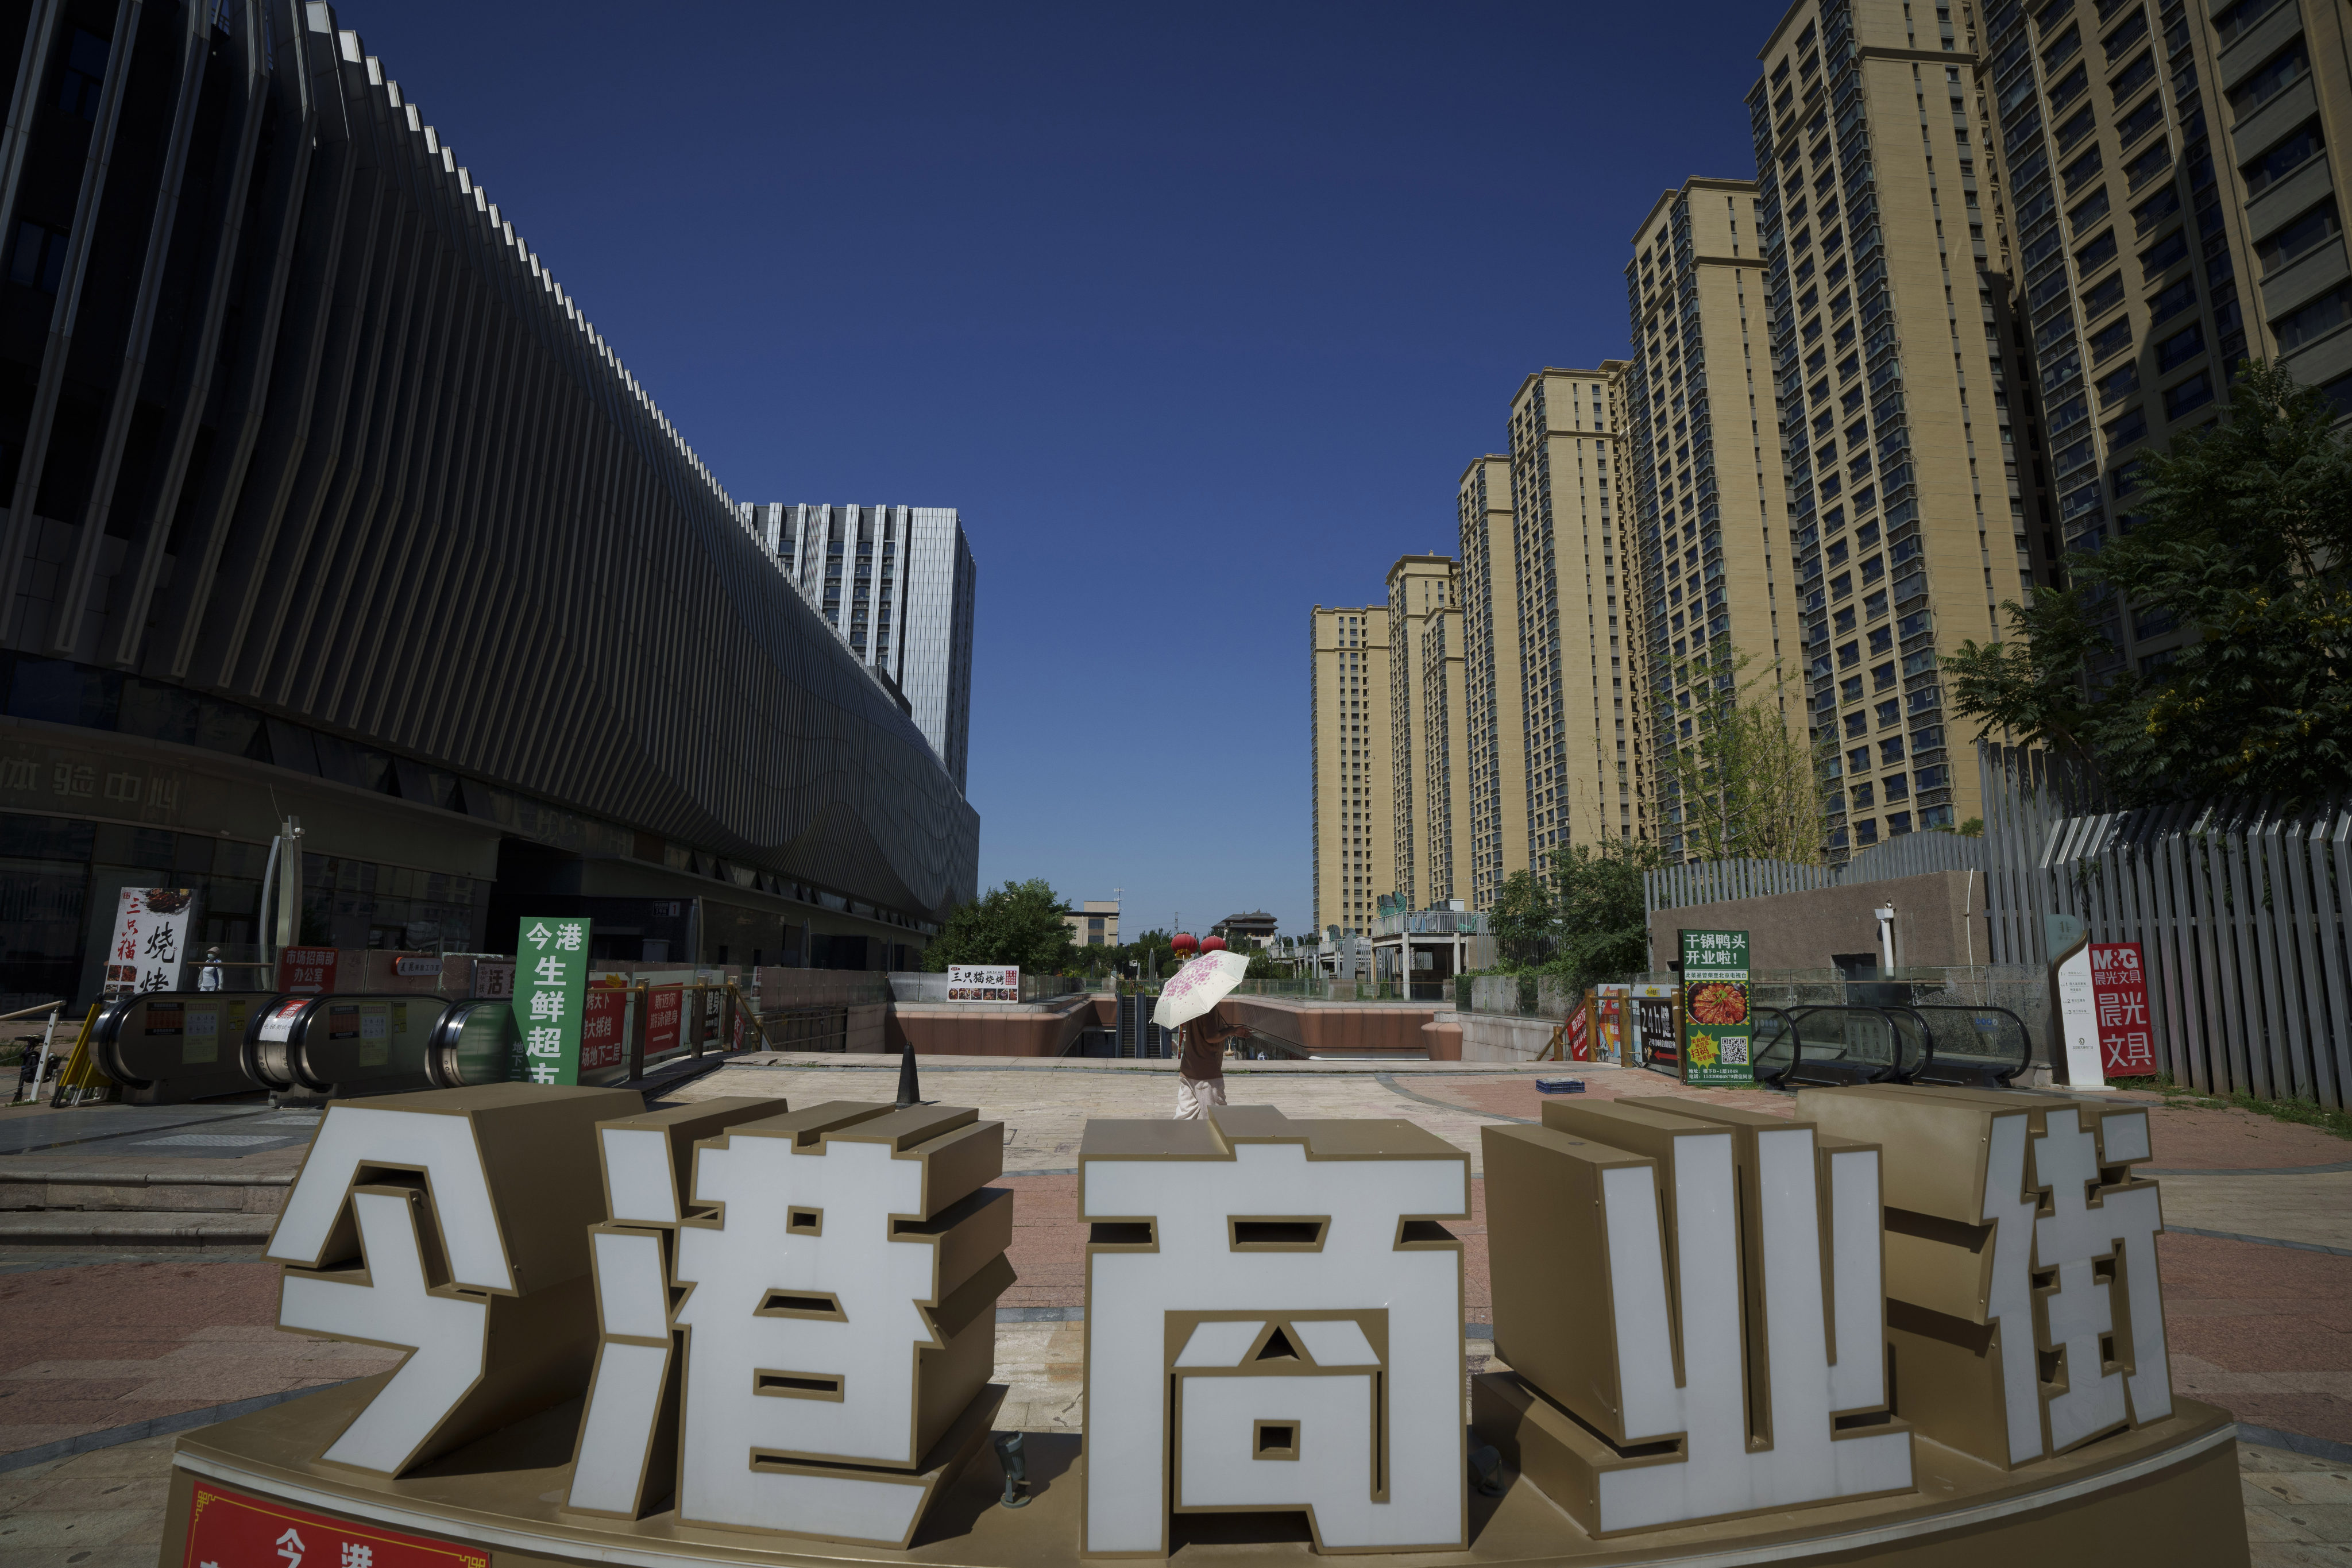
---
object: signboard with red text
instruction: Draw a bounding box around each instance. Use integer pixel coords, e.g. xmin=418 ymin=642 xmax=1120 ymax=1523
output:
xmin=2092 ymin=941 xmax=2155 ymax=1078
xmin=277 ymin=946 xmax=339 ymax=995
xmin=181 ymin=1481 xmax=485 ymax=1568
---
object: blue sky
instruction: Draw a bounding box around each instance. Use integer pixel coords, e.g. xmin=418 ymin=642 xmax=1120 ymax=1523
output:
xmin=350 ymin=1 xmax=1772 ymax=940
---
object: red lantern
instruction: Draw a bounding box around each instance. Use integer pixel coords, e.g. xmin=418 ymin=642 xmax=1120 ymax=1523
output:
xmin=1201 ymin=936 xmax=1228 ymax=952
xmin=1172 ymin=932 xmax=1199 ymax=953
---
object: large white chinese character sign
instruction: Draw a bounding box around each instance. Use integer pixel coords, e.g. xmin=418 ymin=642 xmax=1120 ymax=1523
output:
xmin=1081 ymin=1104 xmax=1469 ymax=1555
xmin=266 ymin=1084 xmax=633 ymax=1473
xmin=570 ymin=1097 xmax=1015 ymax=1548
xmin=1478 ymin=1096 xmax=1912 ymax=1536
xmin=1799 ymin=1083 xmax=2171 ymax=1465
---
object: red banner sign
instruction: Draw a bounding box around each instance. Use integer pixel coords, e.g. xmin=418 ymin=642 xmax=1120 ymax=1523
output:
xmin=2092 ymin=941 xmax=2155 ymax=1077
xmin=183 ymin=1482 xmax=485 ymax=1568
xmin=646 ymin=984 xmax=683 ymax=1057
xmin=580 ymin=986 xmax=628 ymax=1072
xmin=1565 ymin=1003 xmax=1592 ymax=1063
xmin=277 ymin=947 xmax=339 ymax=995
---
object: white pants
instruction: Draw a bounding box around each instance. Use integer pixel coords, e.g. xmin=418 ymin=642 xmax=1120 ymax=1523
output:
xmin=1175 ymin=1074 xmax=1227 ymax=1120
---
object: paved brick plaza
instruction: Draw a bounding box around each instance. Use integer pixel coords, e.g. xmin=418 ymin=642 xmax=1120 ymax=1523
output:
xmin=2 ymin=1056 xmax=2348 ymax=1565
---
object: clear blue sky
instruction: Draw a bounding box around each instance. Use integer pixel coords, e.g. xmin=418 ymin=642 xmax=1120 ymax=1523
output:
xmin=350 ymin=1 xmax=1772 ymax=941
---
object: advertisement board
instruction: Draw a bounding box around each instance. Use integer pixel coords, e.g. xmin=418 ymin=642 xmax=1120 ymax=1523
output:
xmin=580 ymin=986 xmax=628 ymax=1073
xmin=947 ymin=964 xmax=1019 ymax=1002
xmin=1679 ymin=928 xmax=1754 ymax=1086
xmin=511 ymin=917 xmax=592 ymax=1084
xmin=277 ymin=946 xmax=339 ymax=995
xmin=1633 ymin=985 xmax=1679 ymax=1075
xmin=1593 ymin=985 xmax=1628 ymax=1065
xmin=104 ymin=887 xmax=196 ymax=997
xmin=2092 ymin=941 xmax=2154 ymax=1079
xmin=2052 ymin=934 xmax=2109 ymax=1090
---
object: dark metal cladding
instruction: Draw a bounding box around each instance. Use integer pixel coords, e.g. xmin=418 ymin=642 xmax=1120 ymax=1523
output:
xmin=0 ymin=0 xmax=978 ymax=925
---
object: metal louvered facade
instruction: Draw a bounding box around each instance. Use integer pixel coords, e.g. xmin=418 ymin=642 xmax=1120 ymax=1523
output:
xmin=0 ymin=0 xmax=976 ymax=1005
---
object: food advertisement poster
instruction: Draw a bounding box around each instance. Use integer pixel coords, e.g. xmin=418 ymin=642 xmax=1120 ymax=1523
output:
xmin=1679 ymin=928 xmax=1753 ymax=1087
xmin=947 ymin=964 xmax=1019 ymax=1002
xmin=106 ymin=887 xmax=197 ymax=997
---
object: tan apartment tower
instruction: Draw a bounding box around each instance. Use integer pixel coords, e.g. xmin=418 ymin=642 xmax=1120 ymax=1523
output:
xmin=1749 ymin=0 xmax=2052 ymax=860
xmin=1505 ymin=366 xmax=1649 ymax=867
xmin=1310 ymin=605 xmax=1395 ymax=936
xmin=1457 ymin=455 xmax=1528 ymax=910
xmin=1384 ymin=556 xmax=1470 ymax=909
xmin=1623 ymin=179 xmax=1801 ymax=863
xmin=1976 ymin=0 xmax=2352 ymax=682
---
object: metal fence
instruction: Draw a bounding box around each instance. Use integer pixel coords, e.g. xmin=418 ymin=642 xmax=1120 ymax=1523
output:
xmin=1647 ymin=742 xmax=2352 ymax=1109
xmin=1977 ymin=746 xmax=2352 ymax=1107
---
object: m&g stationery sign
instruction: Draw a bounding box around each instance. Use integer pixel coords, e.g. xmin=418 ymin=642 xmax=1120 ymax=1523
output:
xmin=1679 ymin=926 xmax=1752 ymax=1086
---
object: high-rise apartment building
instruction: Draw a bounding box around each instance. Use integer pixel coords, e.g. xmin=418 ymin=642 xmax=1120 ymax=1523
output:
xmin=1384 ymin=557 xmax=1469 ymax=907
xmin=1456 ymin=455 xmax=1528 ymax=910
xmin=745 ymin=504 xmax=977 ymax=792
xmin=1503 ymin=366 xmax=1649 ymax=862
xmin=1310 ymin=605 xmax=1395 ymax=935
xmin=1749 ymin=0 xmax=2054 ymax=859
xmin=1623 ymin=179 xmax=1802 ymax=860
xmin=1979 ymin=0 xmax=2352 ymax=681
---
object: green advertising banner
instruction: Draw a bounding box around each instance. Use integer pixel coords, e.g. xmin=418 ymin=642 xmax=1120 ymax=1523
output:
xmin=513 ymin=916 xmax=593 ymax=1084
xmin=1679 ymin=927 xmax=1753 ymax=1087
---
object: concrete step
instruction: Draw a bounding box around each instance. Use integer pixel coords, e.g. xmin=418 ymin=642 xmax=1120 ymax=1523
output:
xmin=0 ymin=1208 xmax=275 ymax=1246
xmin=0 ymin=1167 xmax=289 ymax=1216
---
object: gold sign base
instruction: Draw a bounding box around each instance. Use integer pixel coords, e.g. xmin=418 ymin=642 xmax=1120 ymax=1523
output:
xmin=160 ymin=1377 xmax=2249 ymax=1565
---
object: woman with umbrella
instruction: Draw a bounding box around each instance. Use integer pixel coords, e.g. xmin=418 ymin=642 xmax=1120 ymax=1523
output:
xmin=1153 ymin=945 xmax=1252 ymax=1119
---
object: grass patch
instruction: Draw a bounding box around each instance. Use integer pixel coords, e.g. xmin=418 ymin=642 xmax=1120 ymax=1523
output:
xmin=2108 ymin=1072 xmax=2352 ymax=1141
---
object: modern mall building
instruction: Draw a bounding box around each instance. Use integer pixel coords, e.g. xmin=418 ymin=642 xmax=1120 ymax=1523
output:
xmin=0 ymin=3 xmax=977 ymax=1010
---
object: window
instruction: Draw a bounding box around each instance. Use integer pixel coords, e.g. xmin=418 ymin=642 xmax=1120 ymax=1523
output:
xmin=2229 ymin=41 xmax=2308 ymax=121
xmin=1844 ymin=712 xmax=1868 ymax=737
xmin=2258 ymin=200 xmax=2341 ymax=273
xmin=2064 ymin=145 xmax=2106 ymax=194
xmin=1855 ymin=818 xmax=1880 ymax=845
xmin=1861 ymin=555 xmax=1886 ymax=585
xmin=1872 ymin=661 xmax=1897 ymax=690
xmin=2242 ymin=120 xmax=2324 ymax=198
xmin=1835 ymin=605 xmax=1857 ymax=633
xmin=2055 ymin=105 xmax=2099 ymax=153
xmin=2212 ymin=0 xmax=2288 ymax=46
xmin=2140 ymin=227 xmax=2189 ymax=277
xmin=2110 ymin=49 xmax=2157 ymax=105
xmin=2323 ymin=368 xmax=2352 ymax=416
xmin=2084 ymin=271 xmax=2127 ymax=318
xmin=56 ymin=29 xmax=107 ymax=119
xmin=1841 ymin=675 xmax=1864 ymax=701
xmin=2123 ymin=138 xmax=2173 ymax=189
xmin=2148 ymin=275 xmax=2196 ymax=325
xmin=1883 ymin=774 xmax=1911 ymax=801
xmin=2035 ymin=0 xmax=2073 ymax=31
xmin=1887 ymin=812 xmax=1915 ymax=835
xmin=7 ymin=222 xmax=67 ymax=292
xmin=2070 ymin=188 xmax=2112 ymax=234
xmin=2115 ymin=94 xmax=2165 ymax=149
xmin=2044 ymin=24 xmax=2083 ymax=71
xmin=2096 ymin=361 xmax=2141 ymax=405
xmin=1828 ymin=538 xmax=1849 ymax=566
xmin=1868 ymin=624 xmax=1893 ymax=654
xmin=2076 ymin=229 xmax=2119 ymax=275
xmin=1830 ymin=571 xmax=1853 ymax=599
xmin=2131 ymin=185 xmax=2181 ymax=238
xmin=2104 ymin=406 xmax=2148 ymax=447
xmin=2133 ymin=604 xmax=2179 ymax=638
xmin=1915 ymin=764 xmax=1952 ymax=790
xmin=2154 ymin=321 xmax=2203 ymax=370
xmin=2101 ymin=7 xmax=2148 ymax=61
xmin=2049 ymin=63 xmax=2091 ymax=113
xmin=2274 ymin=283 xmax=2352 ymax=350
xmin=1837 ymin=639 xmax=1861 ymax=667
xmin=1880 ymin=735 xmax=1907 ymax=763
xmin=2162 ymin=372 xmax=2214 ymax=418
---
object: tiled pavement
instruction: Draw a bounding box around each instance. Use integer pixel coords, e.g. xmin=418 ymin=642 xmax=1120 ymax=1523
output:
xmin=4 ymin=1057 xmax=2351 ymax=1564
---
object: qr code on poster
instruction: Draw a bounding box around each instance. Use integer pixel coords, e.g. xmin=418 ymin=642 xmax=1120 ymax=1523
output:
xmin=1720 ymin=1036 xmax=1750 ymax=1065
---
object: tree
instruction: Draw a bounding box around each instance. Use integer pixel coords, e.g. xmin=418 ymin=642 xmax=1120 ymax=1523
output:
xmin=1544 ymin=839 xmax=1663 ymax=991
xmin=1486 ymin=869 xmax=1553 ymax=968
xmin=1947 ymin=361 xmax=2352 ymax=806
xmin=1658 ymin=648 xmax=1826 ymax=863
xmin=922 ymin=879 xmax=1077 ymax=972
